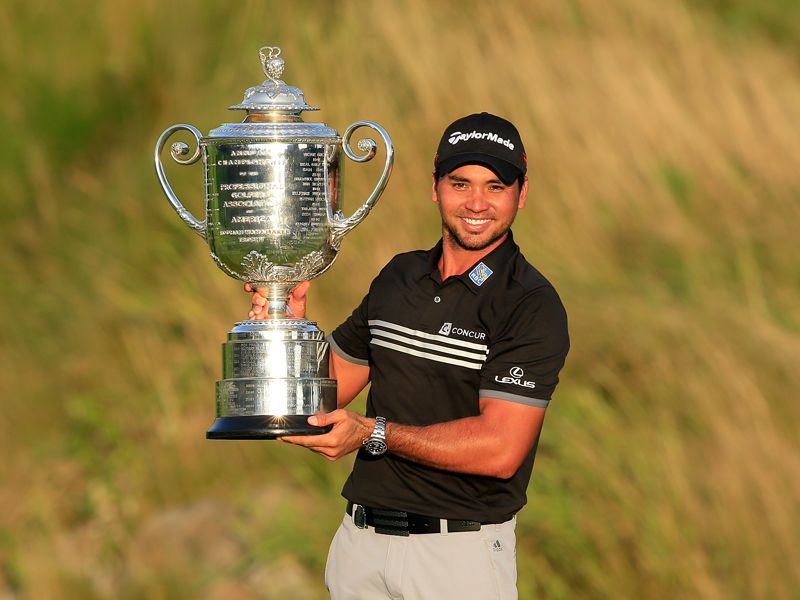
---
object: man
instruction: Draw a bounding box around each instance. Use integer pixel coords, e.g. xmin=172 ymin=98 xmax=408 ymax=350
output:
xmin=247 ymin=113 xmax=569 ymax=599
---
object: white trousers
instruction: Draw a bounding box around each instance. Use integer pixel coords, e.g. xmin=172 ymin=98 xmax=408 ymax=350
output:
xmin=325 ymin=511 xmax=518 ymax=600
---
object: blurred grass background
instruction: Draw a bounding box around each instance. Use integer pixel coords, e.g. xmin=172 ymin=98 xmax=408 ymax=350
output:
xmin=1 ymin=0 xmax=799 ymax=598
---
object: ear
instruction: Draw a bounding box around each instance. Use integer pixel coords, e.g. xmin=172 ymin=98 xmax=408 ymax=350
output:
xmin=431 ymin=172 xmax=439 ymax=203
xmin=517 ymin=177 xmax=529 ymax=209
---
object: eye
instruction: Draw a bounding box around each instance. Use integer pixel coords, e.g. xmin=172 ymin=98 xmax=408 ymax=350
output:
xmin=452 ymin=181 xmax=468 ymax=190
xmin=488 ymin=184 xmax=506 ymax=192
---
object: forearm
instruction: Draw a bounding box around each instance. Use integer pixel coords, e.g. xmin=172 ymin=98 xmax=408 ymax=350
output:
xmin=287 ymin=412 xmax=515 ymax=474
xmin=385 ymin=411 xmax=537 ymax=479
xmin=387 ymin=418 xmax=498 ymax=476
xmin=283 ymin=401 xmax=544 ymax=470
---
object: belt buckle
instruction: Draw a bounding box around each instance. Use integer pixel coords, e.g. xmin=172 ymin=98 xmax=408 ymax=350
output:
xmin=354 ymin=504 xmax=367 ymax=529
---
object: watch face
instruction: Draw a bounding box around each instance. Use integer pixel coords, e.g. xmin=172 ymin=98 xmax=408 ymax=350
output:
xmin=364 ymin=439 xmax=387 ymax=456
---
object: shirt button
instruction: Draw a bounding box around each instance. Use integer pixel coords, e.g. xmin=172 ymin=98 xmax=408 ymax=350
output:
xmin=434 ymin=296 xmax=441 ymax=303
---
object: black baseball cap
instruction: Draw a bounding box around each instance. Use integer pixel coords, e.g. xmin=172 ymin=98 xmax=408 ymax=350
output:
xmin=434 ymin=112 xmax=527 ymax=185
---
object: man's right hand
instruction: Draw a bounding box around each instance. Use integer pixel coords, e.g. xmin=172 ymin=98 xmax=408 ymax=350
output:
xmin=245 ymin=281 xmax=311 ymax=320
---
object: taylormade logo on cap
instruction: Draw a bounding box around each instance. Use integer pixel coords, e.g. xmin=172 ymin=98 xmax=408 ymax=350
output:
xmin=447 ymin=130 xmax=515 ymax=150
xmin=435 ymin=113 xmax=526 ymax=184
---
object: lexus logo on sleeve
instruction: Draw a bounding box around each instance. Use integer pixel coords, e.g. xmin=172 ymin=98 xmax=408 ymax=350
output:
xmin=495 ymin=366 xmax=536 ymax=389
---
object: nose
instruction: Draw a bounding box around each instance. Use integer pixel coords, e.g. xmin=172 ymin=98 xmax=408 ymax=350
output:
xmin=464 ymin=188 xmax=489 ymax=213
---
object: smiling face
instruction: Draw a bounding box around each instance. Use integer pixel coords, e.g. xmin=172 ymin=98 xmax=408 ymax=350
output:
xmin=432 ymin=163 xmax=528 ymax=253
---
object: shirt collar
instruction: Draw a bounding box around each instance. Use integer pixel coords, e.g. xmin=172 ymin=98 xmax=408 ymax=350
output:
xmin=421 ymin=230 xmax=519 ymax=294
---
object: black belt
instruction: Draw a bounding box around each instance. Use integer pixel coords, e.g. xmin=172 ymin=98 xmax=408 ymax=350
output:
xmin=346 ymin=501 xmax=483 ymax=536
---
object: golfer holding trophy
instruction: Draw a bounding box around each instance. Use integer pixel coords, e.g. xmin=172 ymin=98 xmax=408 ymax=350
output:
xmin=155 ymin=46 xmax=393 ymax=439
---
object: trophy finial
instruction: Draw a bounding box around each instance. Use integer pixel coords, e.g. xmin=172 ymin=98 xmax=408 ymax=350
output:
xmin=259 ymin=46 xmax=285 ymax=84
xmin=228 ymin=45 xmax=318 ymax=115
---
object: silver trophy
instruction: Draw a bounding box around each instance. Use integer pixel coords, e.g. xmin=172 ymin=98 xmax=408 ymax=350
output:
xmin=155 ymin=46 xmax=393 ymax=439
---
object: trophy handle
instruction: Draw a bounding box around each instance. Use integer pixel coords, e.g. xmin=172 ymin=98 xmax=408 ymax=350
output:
xmin=329 ymin=121 xmax=394 ymax=245
xmin=154 ymin=124 xmax=207 ymax=240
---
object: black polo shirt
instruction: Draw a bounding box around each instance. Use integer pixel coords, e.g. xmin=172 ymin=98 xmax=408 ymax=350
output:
xmin=329 ymin=231 xmax=569 ymax=523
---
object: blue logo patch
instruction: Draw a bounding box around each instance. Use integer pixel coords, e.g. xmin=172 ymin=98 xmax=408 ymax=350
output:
xmin=469 ymin=262 xmax=493 ymax=286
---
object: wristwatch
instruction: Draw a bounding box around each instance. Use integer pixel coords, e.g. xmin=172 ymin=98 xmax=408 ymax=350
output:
xmin=362 ymin=416 xmax=388 ymax=456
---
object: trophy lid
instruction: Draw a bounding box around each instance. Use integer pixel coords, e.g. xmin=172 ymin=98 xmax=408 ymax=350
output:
xmin=228 ymin=46 xmax=319 ymax=116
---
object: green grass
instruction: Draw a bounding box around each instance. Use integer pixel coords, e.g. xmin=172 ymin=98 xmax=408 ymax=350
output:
xmin=1 ymin=0 xmax=799 ymax=598
xmin=687 ymin=0 xmax=800 ymax=49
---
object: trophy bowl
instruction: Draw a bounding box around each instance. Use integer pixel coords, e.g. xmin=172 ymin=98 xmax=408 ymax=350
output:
xmin=154 ymin=46 xmax=393 ymax=439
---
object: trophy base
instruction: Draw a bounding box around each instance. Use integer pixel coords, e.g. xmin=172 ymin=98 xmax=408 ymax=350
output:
xmin=206 ymin=415 xmax=333 ymax=440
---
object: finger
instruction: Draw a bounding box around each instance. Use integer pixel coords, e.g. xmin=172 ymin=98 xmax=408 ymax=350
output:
xmin=290 ymin=280 xmax=311 ymax=299
xmin=308 ymin=410 xmax=347 ymax=428
xmin=280 ymin=435 xmax=334 ymax=448
xmin=251 ymin=293 xmax=267 ymax=306
xmin=289 ymin=444 xmax=342 ymax=461
xmin=244 ymin=282 xmax=253 ymax=292
xmin=281 ymin=442 xmax=339 ymax=460
xmin=255 ymin=287 xmax=269 ymax=298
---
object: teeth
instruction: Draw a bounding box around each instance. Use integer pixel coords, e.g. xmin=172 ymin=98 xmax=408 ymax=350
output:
xmin=463 ymin=218 xmax=490 ymax=225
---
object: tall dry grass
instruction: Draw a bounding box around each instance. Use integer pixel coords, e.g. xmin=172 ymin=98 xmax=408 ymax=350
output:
xmin=0 ymin=0 xmax=799 ymax=598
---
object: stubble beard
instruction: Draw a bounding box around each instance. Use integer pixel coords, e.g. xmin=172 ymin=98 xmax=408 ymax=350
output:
xmin=439 ymin=201 xmax=517 ymax=251
xmin=442 ymin=219 xmax=509 ymax=251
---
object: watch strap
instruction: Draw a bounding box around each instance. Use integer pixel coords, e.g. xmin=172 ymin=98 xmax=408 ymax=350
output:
xmin=371 ymin=416 xmax=386 ymax=441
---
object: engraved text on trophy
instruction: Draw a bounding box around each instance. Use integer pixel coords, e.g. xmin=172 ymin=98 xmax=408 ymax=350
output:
xmin=205 ymin=142 xmax=337 ymax=279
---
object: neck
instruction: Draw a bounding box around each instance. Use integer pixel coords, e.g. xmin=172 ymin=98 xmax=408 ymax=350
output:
xmin=438 ymin=232 xmax=508 ymax=280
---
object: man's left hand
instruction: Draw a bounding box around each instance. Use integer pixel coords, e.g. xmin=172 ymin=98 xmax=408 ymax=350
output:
xmin=280 ymin=410 xmax=374 ymax=460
